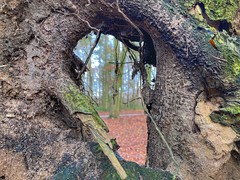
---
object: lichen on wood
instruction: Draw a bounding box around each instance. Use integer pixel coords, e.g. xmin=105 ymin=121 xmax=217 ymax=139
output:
xmin=63 ymin=84 xmax=108 ymax=130
xmin=60 ymin=83 xmax=127 ymax=179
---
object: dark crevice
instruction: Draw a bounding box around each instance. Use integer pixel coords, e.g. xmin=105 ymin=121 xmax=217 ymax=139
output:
xmin=236 ymin=140 xmax=240 ymax=149
xmin=48 ymin=93 xmax=92 ymax=141
xmin=100 ymin=18 xmax=156 ymax=66
xmin=49 ymin=96 xmax=82 ymax=138
xmin=194 ymin=2 xmax=233 ymax=34
xmin=200 ymin=72 xmax=225 ymax=101
xmin=192 ymin=90 xmax=204 ymax=133
xmin=231 ymin=150 xmax=240 ymax=165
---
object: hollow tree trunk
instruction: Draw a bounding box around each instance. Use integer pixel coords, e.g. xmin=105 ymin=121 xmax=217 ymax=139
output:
xmin=1 ymin=0 xmax=239 ymax=179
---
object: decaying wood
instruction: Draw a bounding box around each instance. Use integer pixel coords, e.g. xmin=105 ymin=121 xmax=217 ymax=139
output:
xmin=1 ymin=0 xmax=239 ymax=179
xmin=78 ymin=114 xmax=127 ymax=179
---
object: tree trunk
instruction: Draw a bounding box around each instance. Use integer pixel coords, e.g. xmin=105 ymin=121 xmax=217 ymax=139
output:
xmin=102 ymin=35 xmax=109 ymax=111
xmin=1 ymin=0 xmax=239 ymax=179
xmin=110 ymin=40 xmax=127 ymax=118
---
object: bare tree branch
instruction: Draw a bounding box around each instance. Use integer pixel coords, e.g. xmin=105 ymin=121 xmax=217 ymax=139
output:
xmin=78 ymin=30 xmax=102 ymax=79
xmin=210 ymin=54 xmax=228 ymax=63
xmin=71 ymin=13 xmax=99 ymax=31
xmin=115 ymin=0 xmax=144 ymax=60
xmin=123 ymin=97 xmax=141 ymax=104
xmin=139 ymin=79 xmax=179 ymax=179
xmin=0 ymin=65 xmax=7 ymax=68
xmin=54 ymin=9 xmax=99 ymax=31
xmin=108 ymin=61 xmax=133 ymax=64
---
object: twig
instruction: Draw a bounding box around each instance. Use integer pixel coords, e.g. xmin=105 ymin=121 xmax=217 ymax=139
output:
xmin=55 ymin=9 xmax=99 ymax=31
xmin=116 ymin=0 xmax=144 ymax=61
xmin=71 ymin=13 xmax=99 ymax=31
xmin=0 ymin=65 xmax=7 ymax=68
xmin=139 ymin=78 xmax=179 ymax=179
xmin=123 ymin=97 xmax=141 ymax=104
xmin=115 ymin=2 xmax=147 ymax=82
xmin=77 ymin=30 xmax=101 ymax=79
xmin=209 ymin=54 xmax=228 ymax=63
xmin=108 ymin=61 xmax=134 ymax=64
xmin=128 ymin=48 xmax=138 ymax=63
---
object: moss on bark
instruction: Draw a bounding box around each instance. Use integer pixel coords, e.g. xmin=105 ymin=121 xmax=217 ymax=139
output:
xmin=184 ymin=0 xmax=239 ymax=22
xmin=63 ymin=85 xmax=108 ymax=131
xmin=210 ymin=105 xmax=240 ymax=134
xmin=90 ymin=143 xmax=176 ymax=180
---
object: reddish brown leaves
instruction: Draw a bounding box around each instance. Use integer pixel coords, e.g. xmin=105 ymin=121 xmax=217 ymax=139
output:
xmin=101 ymin=110 xmax=147 ymax=165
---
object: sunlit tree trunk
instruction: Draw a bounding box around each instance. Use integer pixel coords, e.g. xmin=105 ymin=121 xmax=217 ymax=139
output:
xmin=88 ymin=37 xmax=93 ymax=97
xmin=101 ymin=35 xmax=109 ymax=110
xmin=109 ymin=40 xmax=127 ymax=118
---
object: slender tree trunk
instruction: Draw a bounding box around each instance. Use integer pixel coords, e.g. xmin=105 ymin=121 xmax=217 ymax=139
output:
xmin=110 ymin=39 xmax=127 ymax=118
xmin=102 ymin=35 xmax=109 ymax=110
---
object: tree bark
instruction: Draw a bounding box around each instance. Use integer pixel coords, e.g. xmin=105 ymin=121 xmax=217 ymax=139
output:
xmin=1 ymin=0 xmax=239 ymax=179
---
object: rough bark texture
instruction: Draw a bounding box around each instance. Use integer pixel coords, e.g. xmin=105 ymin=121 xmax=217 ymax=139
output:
xmin=1 ymin=0 xmax=239 ymax=179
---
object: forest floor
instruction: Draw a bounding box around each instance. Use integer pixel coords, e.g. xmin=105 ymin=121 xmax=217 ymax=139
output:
xmin=100 ymin=110 xmax=147 ymax=165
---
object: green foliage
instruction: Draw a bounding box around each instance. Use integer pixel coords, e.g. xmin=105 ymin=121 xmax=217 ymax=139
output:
xmin=184 ymin=0 xmax=240 ymax=22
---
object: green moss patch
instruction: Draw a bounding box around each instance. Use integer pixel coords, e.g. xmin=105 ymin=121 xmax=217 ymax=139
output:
xmin=53 ymin=162 xmax=80 ymax=180
xmin=63 ymin=85 xmax=108 ymax=131
xmin=102 ymin=161 xmax=174 ymax=180
xmin=184 ymin=0 xmax=239 ymax=22
xmin=90 ymin=143 xmax=176 ymax=180
xmin=221 ymin=105 xmax=240 ymax=115
xmin=210 ymin=105 xmax=240 ymax=134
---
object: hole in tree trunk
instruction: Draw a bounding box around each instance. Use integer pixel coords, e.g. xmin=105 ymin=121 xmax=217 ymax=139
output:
xmin=69 ymin=29 xmax=157 ymax=164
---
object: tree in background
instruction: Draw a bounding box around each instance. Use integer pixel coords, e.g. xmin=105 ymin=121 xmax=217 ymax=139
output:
xmin=75 ymin=33 xmax=142 ymax=117
xmin=109 ymin=39 xmax=127 ymax=118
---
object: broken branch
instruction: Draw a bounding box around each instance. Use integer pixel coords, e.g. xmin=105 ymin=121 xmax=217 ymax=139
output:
xmin=116 ymin=0 xmax=144 ymax=60
xmin=77 ymin=30 xmax=101 ymax=78
xmin=209 ymin=54 xmax=228 ymax=63
xmin=123 ymin=97 xmax=141 ymax=104
xmin=71 ymin=13 xmax=99 ymax=31
xmin=108 ymin=61 xmax=133 ymax=64
xmin=0 ymin=65 xmax=7 ymax=68
xmin=139 ymin=79 xmax=179 ymax=179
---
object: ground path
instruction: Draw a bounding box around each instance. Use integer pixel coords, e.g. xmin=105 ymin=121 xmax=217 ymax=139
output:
xmin=100 ymin=110 xmax=147 ymax=165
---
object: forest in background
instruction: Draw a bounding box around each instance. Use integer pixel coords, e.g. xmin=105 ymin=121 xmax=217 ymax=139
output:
xmin=74 ymin=33 xmax=156 ymax=117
